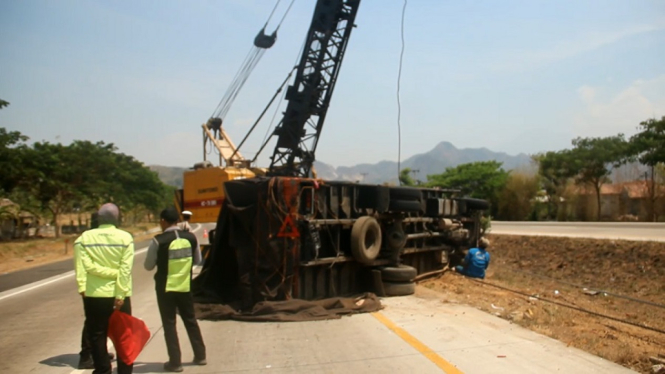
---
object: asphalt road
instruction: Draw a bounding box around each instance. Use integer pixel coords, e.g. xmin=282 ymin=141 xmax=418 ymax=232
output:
xmin=0 ymin=223 xmax=640 ymax=373
xmin=0 ymin=238 xmax=154 ymax=293
xmin=492 ymin=221 xmax=665 ymax=242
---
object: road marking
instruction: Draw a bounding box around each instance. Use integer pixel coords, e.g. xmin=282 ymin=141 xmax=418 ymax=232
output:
xmin=0 ymin=272 xmax=75 ymax=302
xmin=0 ymin=246 xmax=149 ymax=302
xmin=372 ymin=312 xmax=463 ymax=374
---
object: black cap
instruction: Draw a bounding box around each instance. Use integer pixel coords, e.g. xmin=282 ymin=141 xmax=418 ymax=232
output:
xmin=160 ymin=207 xmax=179 ymax=223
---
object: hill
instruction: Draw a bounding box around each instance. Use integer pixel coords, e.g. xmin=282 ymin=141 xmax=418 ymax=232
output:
xmin=149 ymin=165 xmax=188 ymax=188
xmin=315 ymin=141 xmax=534 ymax=184
xmin=150 ymin=141 xmax=534 ymax=186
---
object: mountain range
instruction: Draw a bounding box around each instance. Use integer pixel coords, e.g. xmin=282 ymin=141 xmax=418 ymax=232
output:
xmin=313 ymin=141 xmax=534 ymax=184
xmin=150 ymin=141 xmax=534 ymax=187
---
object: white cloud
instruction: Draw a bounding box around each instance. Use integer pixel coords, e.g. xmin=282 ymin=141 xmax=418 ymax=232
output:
xmin=573 ymin=75 xmax=665 ymax=138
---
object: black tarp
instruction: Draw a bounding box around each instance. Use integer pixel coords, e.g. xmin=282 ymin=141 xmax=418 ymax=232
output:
xmin=192 ymin=177 xmax=383 ymax=321
xmin=195 ymin=293 xmax=382 ymax=322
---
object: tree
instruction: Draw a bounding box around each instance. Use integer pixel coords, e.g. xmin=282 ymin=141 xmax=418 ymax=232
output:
xmin=426 ymin=161 xmax=509 ymax=216
xmin=533 ymin=150 xmax=577 ymax=220
xmin=22 ymin=142 xmax=81 ymax=237
xmin=0 ymin=100 xmax=8 ymax=109
xmin=570 ymin=135 xmax=631 ymax=221
xmin=18 ymin=140 xmax=170 ymax=237
xmin=0 ymin=128 xmax=29 ymax=194
xmin=629 ymin=116 xmax=665 ymax=222
xmin=497 ymin=172 xmax=539 ymax=220
xmin=399 ymin=168 xmax=415 ymax=186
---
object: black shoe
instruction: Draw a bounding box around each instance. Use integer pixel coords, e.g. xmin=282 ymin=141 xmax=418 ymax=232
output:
xmin=193 ymin=357 xmax=207 ymax=365
xmin=163 ymin=361 xmax=184 ymax=372
xmin=78 ymin=357 xmax=94 ymax=370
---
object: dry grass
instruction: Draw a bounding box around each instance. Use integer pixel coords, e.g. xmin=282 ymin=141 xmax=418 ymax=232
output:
xmin=421 ymin=235 xmax=665 ymax=374
xmin=0 ymin=224 xmax=158 ymax=274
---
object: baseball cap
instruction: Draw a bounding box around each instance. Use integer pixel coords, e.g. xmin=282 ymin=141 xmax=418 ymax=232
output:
xmin=160 ymin=207 xmax=180 ymax=223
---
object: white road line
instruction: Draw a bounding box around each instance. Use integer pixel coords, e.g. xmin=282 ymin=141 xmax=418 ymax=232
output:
xmin=0 ymin=246 xmax=149 ymax=302
xmin=0 ymin=272 xmax=75 ymax=302
xmin=0 ymin=224 xmax=205 ymax=302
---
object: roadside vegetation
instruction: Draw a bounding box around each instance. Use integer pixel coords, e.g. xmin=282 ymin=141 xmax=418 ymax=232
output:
xmin=0 ymin=224 xmax=158 ymax=274
xmin=1 ymin=122 xmax=175 ymax=240
xmin=401 ymin=116 xmax=665 ymax=222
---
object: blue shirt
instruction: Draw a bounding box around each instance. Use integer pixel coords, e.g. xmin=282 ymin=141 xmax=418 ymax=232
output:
xmin=463 ymin=247 xmax=490 ymax=279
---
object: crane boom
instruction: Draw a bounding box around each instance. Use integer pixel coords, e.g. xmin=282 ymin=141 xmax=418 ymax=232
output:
xmin=268 ymin=0 xmax=361 ymax=177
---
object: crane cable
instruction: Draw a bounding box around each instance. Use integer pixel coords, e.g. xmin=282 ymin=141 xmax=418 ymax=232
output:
xmin=396 ymin=0 xmax=407 ymax=185
xmin=209 ymin=0 xmax=296 ymax=121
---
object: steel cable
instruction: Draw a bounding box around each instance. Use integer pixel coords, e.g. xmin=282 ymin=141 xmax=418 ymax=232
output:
xmin=507 ymin=267 xmax=665 ymax=310
xmin=472 ymin=278 xmax=665 ymax=335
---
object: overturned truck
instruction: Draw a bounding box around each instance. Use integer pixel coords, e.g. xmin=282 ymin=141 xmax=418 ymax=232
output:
xmin=193 ymin=177 xmax=487 ymax=308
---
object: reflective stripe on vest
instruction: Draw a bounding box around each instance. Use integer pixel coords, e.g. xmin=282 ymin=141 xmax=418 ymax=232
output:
xmin=166 ymin=231 xmax=193 ymax=292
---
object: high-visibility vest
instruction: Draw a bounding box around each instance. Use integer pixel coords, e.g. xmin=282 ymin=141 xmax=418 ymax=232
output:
xmin=74 ymin=224 xmax=134 ymax=298
xmin=166 ymin=230 xmax=193 ymax=292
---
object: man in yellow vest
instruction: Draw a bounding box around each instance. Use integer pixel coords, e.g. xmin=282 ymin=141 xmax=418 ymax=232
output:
xmin=144 ymin=207 xmax=206 ymax=373
xmin=74 ymin=203 xmax=134 ymax=374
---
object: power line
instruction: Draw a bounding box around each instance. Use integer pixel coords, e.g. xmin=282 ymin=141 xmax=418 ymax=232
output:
xmin=396 ymin=0 xmax=407 ymax=185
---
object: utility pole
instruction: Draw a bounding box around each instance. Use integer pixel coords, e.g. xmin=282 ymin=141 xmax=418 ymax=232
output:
xmin=360 ymin=172 xmax=368 ymax=182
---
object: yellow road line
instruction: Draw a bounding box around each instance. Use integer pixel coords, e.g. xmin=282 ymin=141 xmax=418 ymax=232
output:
xmin=372 ymin=312 xmax=464 ymax=374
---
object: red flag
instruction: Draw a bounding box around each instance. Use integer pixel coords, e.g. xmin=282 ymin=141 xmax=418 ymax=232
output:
xmin=107 ymin=310 xmax=151 ymax=365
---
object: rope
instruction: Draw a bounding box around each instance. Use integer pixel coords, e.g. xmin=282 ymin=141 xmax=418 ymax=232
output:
xmin=472 ymin=278 xmax=665 ymax=335
xmin=396 ymin=0 xmax=407 ymax=184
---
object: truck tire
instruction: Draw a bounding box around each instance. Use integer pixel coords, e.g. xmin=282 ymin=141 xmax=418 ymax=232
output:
xmin=389 ymin=199 xmax=423 ymax=213
xmin=389 ymin=187 xmax=422 ymax=201
xmin=383 ymin=281 xmax=416 ymax=296
xmin=381 ymin=265 xmax=417 ymax=282
xmin=351 ymin=216 xmax=382 ymax=264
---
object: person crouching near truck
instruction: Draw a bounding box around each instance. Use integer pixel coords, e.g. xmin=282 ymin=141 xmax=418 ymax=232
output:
xmin=453 ymin=237 xmax=491 ymax=279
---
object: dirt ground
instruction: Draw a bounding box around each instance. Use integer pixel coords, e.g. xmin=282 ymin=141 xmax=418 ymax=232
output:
xmin=0 ymin=226 xmax=158 ymax=274
xmin=420 ymin=234 xmax=665 ymax=374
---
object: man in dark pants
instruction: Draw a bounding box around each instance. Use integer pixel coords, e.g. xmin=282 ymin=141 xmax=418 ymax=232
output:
xmin=74 ymin=203 xmax=134 ymax=374
xmin=78 ymin=213 xmax=114 ymax=370
xmin=145 ymin=207 xmax=206 ymax=373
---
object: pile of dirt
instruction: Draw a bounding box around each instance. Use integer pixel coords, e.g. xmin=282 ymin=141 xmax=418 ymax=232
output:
xmin=421 ymin=234 xmax=665 ymax=374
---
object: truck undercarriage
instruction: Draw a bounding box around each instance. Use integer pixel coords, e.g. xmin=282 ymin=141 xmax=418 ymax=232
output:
xmin=194 ymin=177 xmax=487 ymax=306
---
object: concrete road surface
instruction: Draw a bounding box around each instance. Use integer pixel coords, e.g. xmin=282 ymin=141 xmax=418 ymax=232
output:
xmin=0 ymin=225 xmax=637 ymax=373
xmin=492 ymin=221 xmax=665 ymax=242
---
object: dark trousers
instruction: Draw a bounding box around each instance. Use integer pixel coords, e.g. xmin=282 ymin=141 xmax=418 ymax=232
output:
xmin=80 ymin=298 xmax=92 ymax=360
xmin=83 ymin=296 xmax=133 ymax=374
xmin=156 ymin=290 xmax=206 ymax=365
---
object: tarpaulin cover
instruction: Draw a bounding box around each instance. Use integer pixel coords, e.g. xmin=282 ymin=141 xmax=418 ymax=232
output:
xmin=191 ymin=177 xmax=383 ymax=321
xmin=193 ymin=178 xmax=283 ymax=310
xmin=107 ymin=310 xmax=151 ymax=365
xmin=195 ymin=292 xmax=383 ymax=322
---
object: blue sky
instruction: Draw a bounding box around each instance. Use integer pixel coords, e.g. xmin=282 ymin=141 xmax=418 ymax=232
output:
xmin=1 ymin=0 xmax=664 ymax=169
